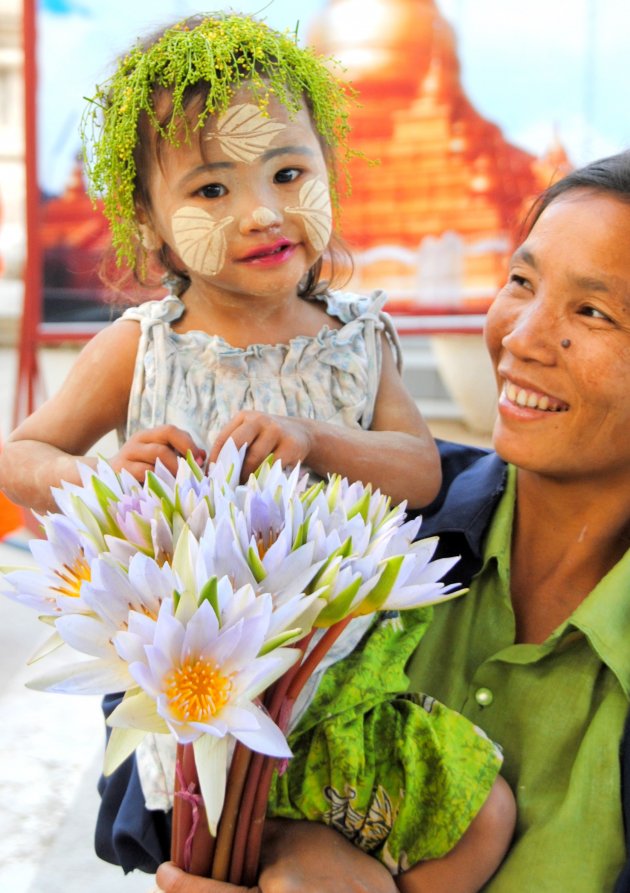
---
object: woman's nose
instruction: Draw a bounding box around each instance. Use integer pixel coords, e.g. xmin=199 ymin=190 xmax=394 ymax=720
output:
xmin=238 ymin=205 xmax=282 ymax=234
xmin=500 ymin=299 xmax=563 ymax=363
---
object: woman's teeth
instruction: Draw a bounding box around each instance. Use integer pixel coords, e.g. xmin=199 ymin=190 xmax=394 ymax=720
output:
xmin=504 ymin=382 xmax=566 ymax=412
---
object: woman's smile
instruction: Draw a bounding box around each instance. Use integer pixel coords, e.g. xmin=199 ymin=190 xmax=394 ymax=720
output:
xmin=499 ymin=377 xmax=569 ymax=413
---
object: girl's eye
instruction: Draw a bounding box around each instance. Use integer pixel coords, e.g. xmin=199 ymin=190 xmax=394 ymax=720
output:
xmin=274 ymin=167 xmax=300 ymax=184
xmin=198 ymin=183 xmax=226 ymax=199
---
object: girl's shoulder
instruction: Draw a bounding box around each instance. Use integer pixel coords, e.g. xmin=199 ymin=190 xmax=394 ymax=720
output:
xmin=117 ymin=294 xmax=185 ymax=327
xmin=318 ymin=288 xmax=388 ymax=324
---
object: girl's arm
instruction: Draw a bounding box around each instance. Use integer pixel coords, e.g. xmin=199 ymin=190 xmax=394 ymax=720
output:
xmin=210 ymin=336 xmax=441 ymax=508
xmin=0 ymin=322 xmax=201 ymax=513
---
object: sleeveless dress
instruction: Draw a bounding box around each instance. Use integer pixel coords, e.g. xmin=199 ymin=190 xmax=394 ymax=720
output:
xmin=116 ymin=289 xmax=503 ymax=874
xmin=119 ymin=289 xmax=400 ymax=451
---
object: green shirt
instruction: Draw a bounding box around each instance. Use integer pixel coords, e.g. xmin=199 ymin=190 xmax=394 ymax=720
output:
xmin=406 ymin=466 xmax=630 ymax=892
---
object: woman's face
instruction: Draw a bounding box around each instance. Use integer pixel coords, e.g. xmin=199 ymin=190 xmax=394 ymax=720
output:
xmin=141 ymin=87 xmax=332 ymax=303
xmin=485 ymin=189 xmax=630 ymax=481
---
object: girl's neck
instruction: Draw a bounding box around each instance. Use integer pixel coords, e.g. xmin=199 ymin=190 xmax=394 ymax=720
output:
xmin=173 ymin=283 xmax=335 ymax=348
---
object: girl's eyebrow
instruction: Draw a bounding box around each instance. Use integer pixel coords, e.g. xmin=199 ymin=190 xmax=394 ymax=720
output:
xmin=177 ymin=161 xmax=234 ymax=187
xmin=260 ymin=145 xmax=316 ymax=161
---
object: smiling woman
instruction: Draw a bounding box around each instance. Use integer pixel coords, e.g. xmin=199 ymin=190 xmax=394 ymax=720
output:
xmin=486 ymin=191 xmax=630 ymax=487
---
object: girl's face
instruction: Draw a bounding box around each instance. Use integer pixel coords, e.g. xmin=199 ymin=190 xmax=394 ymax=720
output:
xmin=142 ymin=88 xmax=332 ymax=303
xmin=485 ymin=190 xmax=630 ymax=482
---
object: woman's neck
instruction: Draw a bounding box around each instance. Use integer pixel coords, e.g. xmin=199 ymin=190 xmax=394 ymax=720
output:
xmin=509 ymin=469 xmax=630 ymax=644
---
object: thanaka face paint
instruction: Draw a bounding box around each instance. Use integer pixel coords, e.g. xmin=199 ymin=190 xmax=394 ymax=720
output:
xmin=285 ymin=178 xmax=333 ymax=253
xmin=251 ymin=206 xmax=280 ymax=227
xmin=206 ymin=103 xmax=287 ymax=164
xmin=172 ymin=207 xmax=234 ymax=276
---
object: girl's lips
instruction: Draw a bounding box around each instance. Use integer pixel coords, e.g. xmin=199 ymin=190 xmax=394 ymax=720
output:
xmin=501 ymin=380 xmax=569 ymax=412
xmin=238 ymin=240 xmax=296 ymax=264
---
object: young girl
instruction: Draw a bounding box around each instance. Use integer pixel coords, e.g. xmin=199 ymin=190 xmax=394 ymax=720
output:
xmin=0 ymin=13 xmax=514 ymax=891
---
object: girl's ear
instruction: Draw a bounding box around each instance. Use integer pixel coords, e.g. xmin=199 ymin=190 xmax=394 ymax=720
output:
xmin=136 ymin=204 xmax=163 ymax=251
xmin=138 ymin=223 xmax=162 ymax=251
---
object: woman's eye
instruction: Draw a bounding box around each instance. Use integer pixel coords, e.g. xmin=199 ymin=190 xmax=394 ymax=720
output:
xmin=198 ymin=183 xmax=226 ymax=199
xmin=580 ymin=305 xmax=611 ymax=322
xmin=274 ymin=167 xmax=300 ymax=184
xmin=508 ymin=273 xmax=529 ymax=288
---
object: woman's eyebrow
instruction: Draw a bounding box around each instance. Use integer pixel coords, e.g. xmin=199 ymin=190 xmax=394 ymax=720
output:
xmin=570 ymin=273 xmax=630 ymax=307
xmin=510 ymin=246 xmax=536 ymax=268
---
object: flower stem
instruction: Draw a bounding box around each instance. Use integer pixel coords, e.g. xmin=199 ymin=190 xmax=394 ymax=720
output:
xmin=286 ymin=615 xmax=354 ymax=703
xmin=210 ymin=742 xmax=253 ymax=881
xmin=228 ymin=750 xmax=265 ymax=884
xmin=236 ymin=617 xmax=355 ymax=883
xmin=171 ymin=742 xmax=216 ymax=876
xmin=242 ymin=752 xmax=280 ymax=886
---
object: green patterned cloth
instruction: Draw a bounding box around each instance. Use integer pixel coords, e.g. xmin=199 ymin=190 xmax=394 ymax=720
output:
xmin=267 ymin=610 xmax=503 ymax=874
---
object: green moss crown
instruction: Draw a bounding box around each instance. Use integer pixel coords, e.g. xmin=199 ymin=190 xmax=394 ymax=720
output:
xmin=81 ymin=13 xmax=358 ymax=270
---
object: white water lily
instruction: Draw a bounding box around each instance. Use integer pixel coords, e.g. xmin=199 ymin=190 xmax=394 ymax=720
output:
xmin=1 ymin=512 xmax=99 ymax=616
xmin=26 ymin=552 xmax=182 ymax=695
xmin=172 ymin=523 xmax=323 ymax=646
xmin=109 ymin=595 xmax=298 ymax=833
xmin=289 ymin=476 xmax=461 ymax=625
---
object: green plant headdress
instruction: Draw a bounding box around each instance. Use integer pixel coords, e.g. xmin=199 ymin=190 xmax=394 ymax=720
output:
xmin=81 ymin=12 xmax=358 ymax=271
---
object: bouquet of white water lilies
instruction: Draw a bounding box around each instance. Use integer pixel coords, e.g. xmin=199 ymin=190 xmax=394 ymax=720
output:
xmin=0 ymin=440 xmax=461 ymax=882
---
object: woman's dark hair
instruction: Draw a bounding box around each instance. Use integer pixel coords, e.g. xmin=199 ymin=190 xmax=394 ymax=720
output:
xmin=523 ymin=149 xmax=630 ymax=237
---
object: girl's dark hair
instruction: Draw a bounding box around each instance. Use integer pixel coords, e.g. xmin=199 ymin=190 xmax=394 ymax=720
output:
xmin=522 ymin=149 xmax=630 ymax=237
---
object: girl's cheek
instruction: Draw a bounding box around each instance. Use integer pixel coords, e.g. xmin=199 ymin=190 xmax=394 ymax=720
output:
xmin=285 ymin=177 xmax=332 ymax=253
xmin=171 ymin=206 xmax=234 ymax=275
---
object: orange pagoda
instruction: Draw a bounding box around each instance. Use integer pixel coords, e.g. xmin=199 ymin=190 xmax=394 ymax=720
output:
xmin=310 ymin=0 xmax=571 ymax=311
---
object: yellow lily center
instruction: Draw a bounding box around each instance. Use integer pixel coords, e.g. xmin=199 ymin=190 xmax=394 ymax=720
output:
xmin=166 ymin=658 xmax=233 ymax=723
xmin=256 ymin=526 xmax=279 ymax=560
xmin=51 ymin=551 xmax=91 ymax=599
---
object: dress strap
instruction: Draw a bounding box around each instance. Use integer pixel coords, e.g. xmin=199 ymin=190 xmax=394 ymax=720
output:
xmin=359 ymin=290 xmax=403 ymax=429
xmin=119 ymin=296 xmax=185 ymax=439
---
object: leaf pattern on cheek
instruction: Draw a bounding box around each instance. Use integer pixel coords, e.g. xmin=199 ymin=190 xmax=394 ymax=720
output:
xmin=285 ymin=178 xmax=333 ymax=253
xmin=172 ymin=207 xmax=235 ymax=276
xmin=206 ymin=103 xmax=286 ymax=163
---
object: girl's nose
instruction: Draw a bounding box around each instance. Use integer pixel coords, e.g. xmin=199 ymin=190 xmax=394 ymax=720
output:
xmin=239 ymin=205 xmax=282 ymax=234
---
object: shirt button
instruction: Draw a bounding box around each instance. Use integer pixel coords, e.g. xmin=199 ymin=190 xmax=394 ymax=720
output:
xmin=475 ymin=687 xmax=494 ymax=707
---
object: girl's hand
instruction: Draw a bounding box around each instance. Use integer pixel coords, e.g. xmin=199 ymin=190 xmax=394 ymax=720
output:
xmin=210 ymin=411 xmax=312 ymax=480
xmin=112 ymin=425 xmax=206 ymax=481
